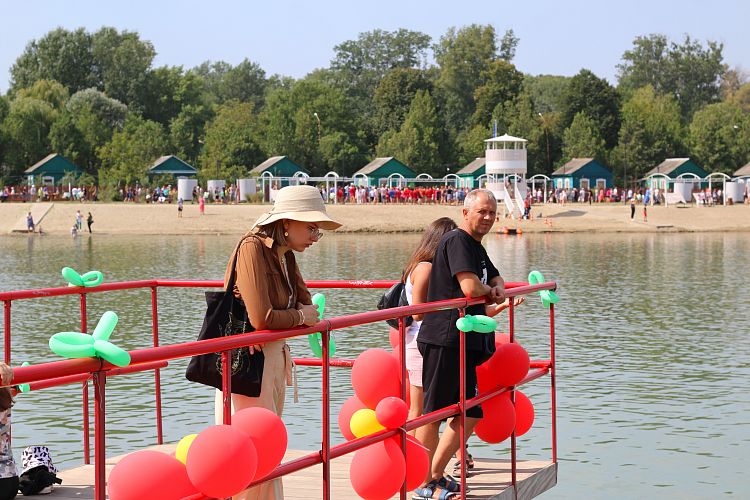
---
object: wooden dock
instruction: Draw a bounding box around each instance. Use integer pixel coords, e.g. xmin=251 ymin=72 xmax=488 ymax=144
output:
xmin=53 ymin=444 xmax=556 ymax=499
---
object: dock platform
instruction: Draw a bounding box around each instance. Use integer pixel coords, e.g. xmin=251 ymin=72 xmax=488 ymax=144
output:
xmin=52 ymin=444 xmax=556 ymax=499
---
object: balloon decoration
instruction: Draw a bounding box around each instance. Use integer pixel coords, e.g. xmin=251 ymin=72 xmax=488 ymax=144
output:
xmin=528 ymin=271 xmax=560 ymax=308
xmin=338 ymin=396 xmax=367 ymax=440
xmin=403 ymin=435 xmax=430 ymax=491
xmin=514 ymin=391 xmax=535 ymax=436
xmin=350 ymin=408 xmax=385 ymax=438
xmin=108 ymin=450 xmax=198 ymax=500
xmin=175 ymin=434 xmax=197 ymax=465
xmin=388 ymin=327 xmax=399 ymax=350
xmin=455 ymin=314 xmax=497 ymax=333
xmin=231 ymin=407 xmax=288 ymax=480
xmin=349 ymin=438 xmax=406 ymax=500
xmin=375 ymin=397 xmax=408 ymax=429
xmin=475 ymin=393 xmax=516 ymax=444
xmin=307 ymin=293 xmax=336 ymax=358
xmin=185 ymin=425 xmax=258 ymax=499
xmin=477 ymin=342 xmax=530 ymax=392
xmin=16 ymin=362 xmax=30 ymax=393
xmin=48 ymin=311 xmax=131 ymax=367
xmin=62 ymin=267 xmax=104 ymax=287
xmin=351 ymin=349 xmax=401 ymax=409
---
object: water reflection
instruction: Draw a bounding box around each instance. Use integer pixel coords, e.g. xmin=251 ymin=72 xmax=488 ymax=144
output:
xmin=1 ymin=232 xmax=748 ymax=498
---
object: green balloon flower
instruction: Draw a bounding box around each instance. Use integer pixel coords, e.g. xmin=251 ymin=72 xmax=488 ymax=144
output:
xmin=62 ymin=267 xmax=104 ymax=287
xmin=528 ymin=271 xmax=560 ymax=308
xmin=48 ymin=311 xmax=131 ymax=367
xmin=17 ymin=362 xmax=30 ymax=394
xmin=307 ymin=293 xmax=336 ymax=358
xmin=455 ymin=314 xmax=497 ymax=333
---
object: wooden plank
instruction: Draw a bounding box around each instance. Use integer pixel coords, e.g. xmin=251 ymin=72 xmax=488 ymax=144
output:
xmin=53 ymin=446 xmax=556 ymax=499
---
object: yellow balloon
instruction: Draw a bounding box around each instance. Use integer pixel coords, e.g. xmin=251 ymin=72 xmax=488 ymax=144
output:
xmin=175 ymin=434 xmax=197 ymax=464
xmin=350 ymin=408 xmax=385 ymax=438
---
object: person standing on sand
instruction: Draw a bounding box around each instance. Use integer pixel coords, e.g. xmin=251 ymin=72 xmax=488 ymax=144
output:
xmin=643 ymin=202 xmax=648 ymax=222
xmin=86 ymin=212 xmax=94 ymax=233
xmin=26 ymin=213 xmax=34 ymax=233
xmin=177 ymin=198 xmax=184 ymax=218
xmin=199 ymin=194 xmax=205 ymax=215
xmin=75 ymin=211 xmax=83 ymax=231
xmin=630 ymin=198 xmax=636 ymax=219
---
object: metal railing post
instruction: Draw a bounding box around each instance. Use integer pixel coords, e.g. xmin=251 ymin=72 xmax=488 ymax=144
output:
xmin=93 ymin=369 xmax=106 ymax=500
xmin=398 ymin=316 xmax=407 ymax=500
xmin=80 ymin=293 xmax=91 ymax=465
xmin=151 ymin=287 xmax=163 ymax=444
xmin=509 ymin=299 xmax=518 ymax=500
xmin=550 ymin=303 xmax=557 ymax=463
xmin=458 ymin=307 xmax=467 ymax=500
xmin=3 ymin=300 xmax=10 ymax=364
xmin=321 ymin=325 xmax=331 ymax=500
xmin=221 ymin=351 xmax=232 ymax=424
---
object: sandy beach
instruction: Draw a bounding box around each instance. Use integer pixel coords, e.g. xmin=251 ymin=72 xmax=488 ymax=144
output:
xmin=1 ymin=201 xmax=749 ymax=235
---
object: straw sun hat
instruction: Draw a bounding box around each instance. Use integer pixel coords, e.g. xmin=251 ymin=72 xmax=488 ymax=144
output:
xmin=252 ymin=185 xmax=342 ymax=230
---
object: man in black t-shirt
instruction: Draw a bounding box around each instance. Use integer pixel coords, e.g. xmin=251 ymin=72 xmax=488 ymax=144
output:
xmin=414 ymin=189 xmax=505 ymax=497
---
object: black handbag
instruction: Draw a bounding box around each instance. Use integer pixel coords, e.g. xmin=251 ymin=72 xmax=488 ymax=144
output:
xmin=377 ymin=281 xmax=414 ymax=329
xmin=185 ymin=238 xmax=265 ymax=397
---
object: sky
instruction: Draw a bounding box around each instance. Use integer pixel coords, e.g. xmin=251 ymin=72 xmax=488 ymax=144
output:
xmin=1 ymin=0 xmax=748 ymax=93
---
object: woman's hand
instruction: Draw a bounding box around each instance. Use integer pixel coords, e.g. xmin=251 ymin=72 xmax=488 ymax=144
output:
xmin=298 ymin=303 xmax=321 ymax=326
xmin=248 ymin=344 xmax=263 ymax=355
xmin=0 ymin=363 xmax=13 ymax=386
xmin=485 ymin=296 xmax=525 ymax=317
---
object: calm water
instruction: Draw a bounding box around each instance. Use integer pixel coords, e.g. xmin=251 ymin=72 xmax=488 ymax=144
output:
xmin=1 ymin=231 xmax=749 ymax=499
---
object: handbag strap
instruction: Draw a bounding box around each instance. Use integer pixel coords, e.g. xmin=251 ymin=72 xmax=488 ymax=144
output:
xmin=225 ymin=234 xmax=254 ymax=292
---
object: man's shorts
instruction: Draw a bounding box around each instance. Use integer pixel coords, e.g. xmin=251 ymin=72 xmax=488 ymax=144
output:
xmin=418 ymin=342 xmax=485 ymax=419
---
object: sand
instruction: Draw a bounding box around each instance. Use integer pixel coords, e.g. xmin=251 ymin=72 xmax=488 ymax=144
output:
xmin=1 ymin=200 xmax=749 ymax=235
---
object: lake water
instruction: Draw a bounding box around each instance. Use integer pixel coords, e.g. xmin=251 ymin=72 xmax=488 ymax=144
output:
xmin=1 ymin=231 xmax=748 ymax=499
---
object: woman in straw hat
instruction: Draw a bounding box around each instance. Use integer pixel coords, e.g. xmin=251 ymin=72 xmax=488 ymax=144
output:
xmin=216 ymin=184 xmax=341 ymax=500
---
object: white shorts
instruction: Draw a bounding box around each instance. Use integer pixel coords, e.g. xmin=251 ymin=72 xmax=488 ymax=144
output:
xmin=405 ymin=343 xmax=423 ymax=387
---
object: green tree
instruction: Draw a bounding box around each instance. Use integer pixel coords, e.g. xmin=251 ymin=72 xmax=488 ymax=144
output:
xmin=140 ymin=66 xmax=205 ymax=124
xmin=200 ymin=101 xmax=265 ymax=180
xmin=169 ymin=104 xmax=214 ymax=164
xmin=455 ymin=124 xmax=491 ymax=165
xmin=688 ymin=101 xmax=750 ymax=174
xmin=191 ymin=59 xmax=267 ymax=108
xmin=471 ymin=60 xmax=524 ymax=127
xmin=617 ymin=34 xmax=726 ymax=119
xmin=10 ymin=28 xmax=96 ymax=93
xmin=732 ymin=83 xmax=750 ymax=113
xmin=523 ymin=75 xmax=571 ymax=114
xmin=98 ymin=115 xmax=169 ymax=185
xmin=612 ymin=85 xmax=684 ymax=182
xmin=15 ymin=79 xmax=69 ymax=110
xmin=49 ymin=111 xmax=88 ymax=168
xmin=376 ymin=90 xmax=441 ymax=176
xmin=0 ymin=97 xmax=57 ymax=178
xmin=498 ymin=29 xmax=520 ymax=61
xmin=561 ymin=69 xmax=620 ymax=149
xmin=372 ymin=68 xmax=433 ymax=135
xmin=562 ymin=112 xmax=607 ymax=164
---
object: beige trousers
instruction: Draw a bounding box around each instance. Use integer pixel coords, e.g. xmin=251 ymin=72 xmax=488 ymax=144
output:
xmin=214 ymin=340 xmax=291 ymax=500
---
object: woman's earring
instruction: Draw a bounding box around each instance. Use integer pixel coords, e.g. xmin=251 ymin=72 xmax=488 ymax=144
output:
xmin=284 ymin=231 xmax=289 ymax=237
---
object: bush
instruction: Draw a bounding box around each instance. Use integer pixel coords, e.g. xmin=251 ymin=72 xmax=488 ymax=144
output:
xmin=245 ymin=192 xmax=265 ymax=204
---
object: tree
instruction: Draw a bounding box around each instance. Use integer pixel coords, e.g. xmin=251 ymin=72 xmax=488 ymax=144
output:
xmin=688 ymin=101 xmax=750 ymax=174
xmin=98 ymin=115 xmax=169 ymax=185
xmin=732 ymin=83 xmax=750 ymax=113
xmin=523 ymin=75 xmax=571 ymax=114
xmin=49 ymin=111 xmax=88 ymax=168
xmin=200 ymin=101 xmax=265 ymax=180
xmin=617 ymin=34 xmax=726 ymax=119
xmin=372 ymin=68 xmax=433 ymax=135
xmin=15 ymin=79 xmax=69 ymax=110
xmin=455 ymin=124 xmax=491 ymax=165
xmin=191 ymin=59 xmax=267 ymax=108
xmin=10 ymin=28 xmax=96 ymax=93
xmin=561 ymin=69 xmax=620 ymax=149
xmin=376 ymin=90 xmax=441 ymax=176
xmin=140 ymin=66 xmax=204 ymax=125
xmin=499 ymin=29 xmax=520 ymax=61
xmin=169 ymin=104 xmax=214 ymax=164
xmin=612 ymin=86 xmax=685 ymax=182
xmin=0 ymin=97 xmax=57 ymax=178
xmin=471 ymin=60 xmax=524 ymax=127
xmin=562 ymin=112 xmax=607 ymax=164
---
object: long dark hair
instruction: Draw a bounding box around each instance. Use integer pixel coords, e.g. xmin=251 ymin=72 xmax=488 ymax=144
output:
xmin=401 ymin=217 xmax=457 ymax=282
xmin=0 ymin=387 xmax=13 ymax=412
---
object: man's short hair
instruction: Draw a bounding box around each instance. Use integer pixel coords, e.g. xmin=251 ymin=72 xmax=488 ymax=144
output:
xmin=464 ymin=188 xmax=496 ymax=209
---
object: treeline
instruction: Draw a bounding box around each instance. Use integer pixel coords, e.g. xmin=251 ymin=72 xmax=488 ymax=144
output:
xmin=0 ymin=25 xmax=748 ymax=187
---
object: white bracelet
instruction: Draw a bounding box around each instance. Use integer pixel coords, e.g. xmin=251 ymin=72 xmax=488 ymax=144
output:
xmin=297 ymin=309 xmax=304 ymax=326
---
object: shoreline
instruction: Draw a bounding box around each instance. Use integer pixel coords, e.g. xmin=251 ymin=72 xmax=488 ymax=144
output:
xmin=1 ymin=201 xmax=749 ymax=235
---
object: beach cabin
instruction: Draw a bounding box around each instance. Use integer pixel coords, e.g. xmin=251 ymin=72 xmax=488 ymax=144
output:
xmin=353 ymin=157 xmax=415 ymax=187
xmin=147 ymin=155 xmax=198 ymax=179
xmin=456 ymin=158 xmax=485 ymax=188
xmin=24 ymin=153 xmax=82 ymax=185
xmin=644 ymin=158 xmax=708 ymax=196
xmin=551 ymin=158 xmax=613 ymax=190
xmin=250 ymin=156 xmax=308 ymax=178
xmin=734 ymin=162 xmax=750 ymax=178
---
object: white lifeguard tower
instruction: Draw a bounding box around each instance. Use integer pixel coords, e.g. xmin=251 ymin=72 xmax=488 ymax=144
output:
xmin=484 ymin=134 xmax=528 ymax=218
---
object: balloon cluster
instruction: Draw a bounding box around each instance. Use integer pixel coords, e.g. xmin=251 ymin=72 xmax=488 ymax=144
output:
xmin=108 ymin=407 xmax=288 ymax=500
xmin=62 ymin=267 xmax=104 ymax=287
xmin=307 ymin=293 xmax=336 ymax=358
xmin=528 ymin=271 xmax=560 ymax=308
xmin=337 ymin=348 xmax=429 ymax=499
xmin=48 ymin=311 xmax=131 ymax=367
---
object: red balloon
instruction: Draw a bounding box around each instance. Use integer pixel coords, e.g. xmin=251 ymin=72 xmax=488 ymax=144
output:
xmin=475 ymin=393 xmax=516 ymax=444
xmin=350 ymin=438 xmax=406 ymax=499
xmin=403 ymin=435 xmax=429 ymax=491
xmin=186 ymin=425 xmax=258 ymax=498
xmin=338 ymin=395 xmax=367 ymax=440
xmin=514 ymin=391 xmax=535 ymax=436
xmin=476 ymin=342 xmax=530 ymax=391
xmin=352 ymin=349 xmax=401 ymax=409
xmin=376 ymin=397 xmax=408 ymax=429
xmin=388 ymin=327 xmax=400 ymax=349
xmin=231 ymin=407 xmax=288 ymax=480
xmin=495 ymin=332 xmax=511 ymax=346
xmin=108 ymin=450 xmax=198 ymax=500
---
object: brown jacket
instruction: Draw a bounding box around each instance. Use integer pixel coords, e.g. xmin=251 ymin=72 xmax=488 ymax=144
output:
xmin=223 ymin=233 xmax=312 ymax=331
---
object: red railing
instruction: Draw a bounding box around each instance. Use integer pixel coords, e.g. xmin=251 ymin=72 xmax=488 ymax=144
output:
xmin=2 ymin=278 xmax=557 ymax=500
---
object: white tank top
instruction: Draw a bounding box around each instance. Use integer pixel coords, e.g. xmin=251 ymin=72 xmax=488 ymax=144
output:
xmin=404 ymin=264 xmax=427 ymax=347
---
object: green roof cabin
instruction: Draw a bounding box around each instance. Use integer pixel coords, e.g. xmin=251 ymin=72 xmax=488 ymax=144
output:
xmin=551 ymin=158 xmax=613 ymax=190
xmin=147 ymin=155 xmax=198 ymax=178
xmin=250 ymin=156 xmax=308 ymax=177
xmin=456 ymin=158 xmax=485 ymax=188
xmin=24 ymin=153 xmax=83 ymax=185
xmin=644 ymin=158 xmax=708 ymax=179
xmin=354 ymin=157 xmax=415 ymax=186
